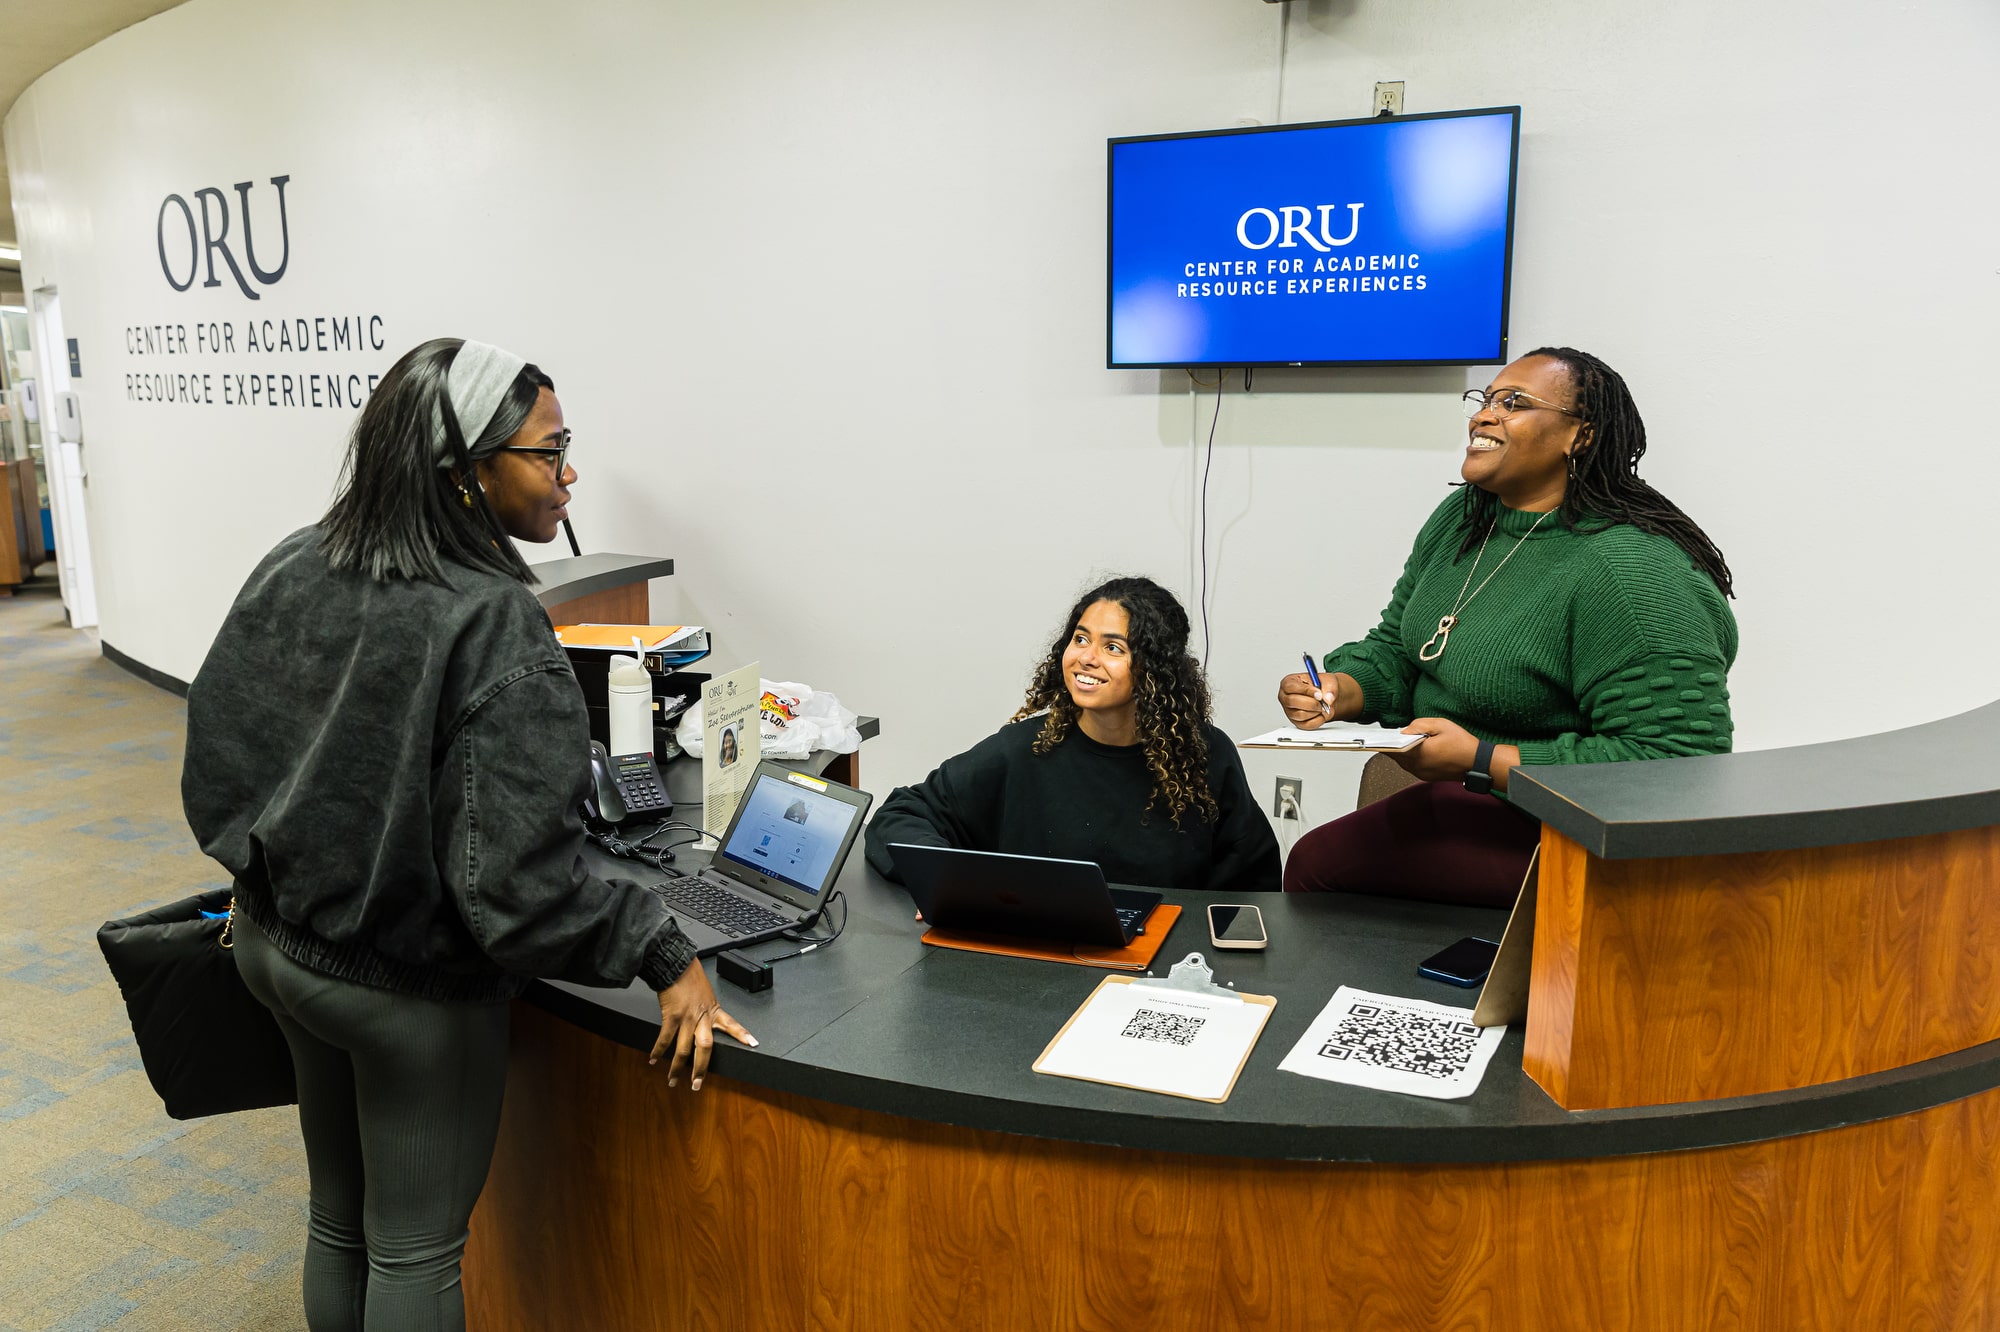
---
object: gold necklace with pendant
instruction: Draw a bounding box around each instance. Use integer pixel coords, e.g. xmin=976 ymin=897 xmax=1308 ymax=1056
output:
xmin=1417 ymin=510 xmax=1555 ymax=662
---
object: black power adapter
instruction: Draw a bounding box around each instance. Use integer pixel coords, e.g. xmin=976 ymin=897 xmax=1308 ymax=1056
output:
xmin=717 ymin=948 xmax=774 ymax=993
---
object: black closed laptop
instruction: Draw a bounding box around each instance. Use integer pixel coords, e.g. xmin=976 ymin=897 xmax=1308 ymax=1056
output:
xmin=651 ymin=761 xmax=872 ymax=957
xmin=888 ymin=843 xmax=1163 ymax=947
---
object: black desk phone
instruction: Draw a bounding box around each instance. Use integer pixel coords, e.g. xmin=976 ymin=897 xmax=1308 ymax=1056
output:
xmin=585 ymin=741 xmax=670 ymax=824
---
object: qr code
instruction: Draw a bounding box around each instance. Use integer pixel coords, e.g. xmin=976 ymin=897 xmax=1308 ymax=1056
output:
xmin=1120 ymin=1007 xmax=1206 ymax=1047
xmin=1319 ymin=1003 xmax=1479 ymax=1080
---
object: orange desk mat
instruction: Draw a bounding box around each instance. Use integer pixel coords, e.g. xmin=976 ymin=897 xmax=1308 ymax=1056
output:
xmin=919 ymin=905 xmax=1183 ymax=972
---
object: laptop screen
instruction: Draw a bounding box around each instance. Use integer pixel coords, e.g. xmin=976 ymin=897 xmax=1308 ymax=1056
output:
xmin=718 ymin=771 xmax=861 ymax=896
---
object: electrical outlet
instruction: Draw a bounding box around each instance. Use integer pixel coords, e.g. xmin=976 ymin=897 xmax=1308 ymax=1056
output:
xmin=1374 ymin=81 xmax=1405 ymax=116
xmin=1273 ymin=777 xmax=1304 ymax=819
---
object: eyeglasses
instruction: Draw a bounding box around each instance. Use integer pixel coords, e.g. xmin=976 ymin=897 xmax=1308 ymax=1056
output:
xmin=1461 ymin=389 xmax=1582 ymax=421
xmin=501 ymin=429 xmax=571 ymax=475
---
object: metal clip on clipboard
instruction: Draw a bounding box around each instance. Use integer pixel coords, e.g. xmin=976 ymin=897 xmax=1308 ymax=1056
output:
xmin=1136 ymin=952 xmax=1240 ymax=1000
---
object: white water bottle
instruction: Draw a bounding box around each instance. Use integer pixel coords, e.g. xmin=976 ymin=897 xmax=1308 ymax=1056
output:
xmin=606 ymin=655 xmax=654 ymax=757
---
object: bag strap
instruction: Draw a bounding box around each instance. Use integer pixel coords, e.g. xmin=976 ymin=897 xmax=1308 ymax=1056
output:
xmin=220 ymin=895 xmax=237 ymax=950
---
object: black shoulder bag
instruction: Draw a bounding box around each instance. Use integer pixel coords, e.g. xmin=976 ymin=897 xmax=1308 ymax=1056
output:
xmin=96 ymin=888 xmax=297 ymax=1120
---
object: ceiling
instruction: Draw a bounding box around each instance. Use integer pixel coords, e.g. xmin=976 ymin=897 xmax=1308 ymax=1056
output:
xmin=0 ymin=0 xmax=193 ymax=260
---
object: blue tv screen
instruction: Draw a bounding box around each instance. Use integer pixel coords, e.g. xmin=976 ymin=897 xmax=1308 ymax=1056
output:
xmin=1107 ymin=107 xmax=1520 ymax=368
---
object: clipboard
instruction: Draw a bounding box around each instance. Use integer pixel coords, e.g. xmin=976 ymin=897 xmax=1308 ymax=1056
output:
xmin=1237 ymin=723 xmax=1424 ymax=753
xmin=1032 ymin=953 xmax=1276 ymax=1103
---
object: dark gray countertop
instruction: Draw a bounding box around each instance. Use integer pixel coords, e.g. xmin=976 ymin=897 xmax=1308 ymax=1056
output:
xmin=528 ymin=553 xmax=675 ymax=608
xmin=1509 ymin=698 xmax=2000 ymax=860
xmin=537 ymin=778 xmax=2000 ymax=1164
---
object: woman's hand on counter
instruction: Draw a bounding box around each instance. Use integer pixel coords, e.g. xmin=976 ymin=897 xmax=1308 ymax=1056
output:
xmin=651 ymin=961 xmax=756 ymax=1091
xmin=1392 ymin=717 xmax=1520 ymax=792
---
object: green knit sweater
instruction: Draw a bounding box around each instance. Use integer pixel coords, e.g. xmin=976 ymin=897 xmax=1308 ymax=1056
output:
xmin=1325 ymin=494 xmax=1739 ymax=767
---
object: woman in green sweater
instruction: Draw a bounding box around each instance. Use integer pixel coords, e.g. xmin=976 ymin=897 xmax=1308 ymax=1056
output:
xmin=1277 ymin=346 xmax=1737 ymax=906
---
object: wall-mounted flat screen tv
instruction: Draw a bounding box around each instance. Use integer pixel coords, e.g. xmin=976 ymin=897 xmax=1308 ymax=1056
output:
xmin=1107 ymin=107 xmax=1520 ymax=369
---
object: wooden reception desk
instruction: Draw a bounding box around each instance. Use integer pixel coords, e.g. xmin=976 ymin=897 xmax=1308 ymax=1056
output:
xmin=1512 ymin=702 xmax=2000 ymax=1112
xmin=462 ymin=700 xmax=2000 ymax=1330
xmin=528 ymin=550 xmax=673 ymax=627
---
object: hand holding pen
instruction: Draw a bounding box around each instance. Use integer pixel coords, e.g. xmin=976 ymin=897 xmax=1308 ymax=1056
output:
xmin=1302 ymin=653 xmax=1332 ymax=718
xmin=1277 ymin=654 xmax=1342 ymax=729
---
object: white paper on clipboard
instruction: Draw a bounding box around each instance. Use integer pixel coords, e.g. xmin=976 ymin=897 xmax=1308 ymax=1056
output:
xmin=1033 ymin=975 xmax=1275 ymax=1103
xmin=1238 ymin=723 xmax=1424 ymax=752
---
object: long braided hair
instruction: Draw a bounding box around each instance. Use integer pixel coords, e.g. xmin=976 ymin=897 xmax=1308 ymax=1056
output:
xmin=1011 ymin=576 xmax=1220 ymax=825
xmin=1457 ymin=346 xmax=1734 ymax=597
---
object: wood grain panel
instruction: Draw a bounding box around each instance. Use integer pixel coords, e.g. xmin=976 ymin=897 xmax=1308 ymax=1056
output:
xmin=0 ymin=461 xmax=23 ymax=588
xmin=1521 ymin=827 xmax=1589 ymax=1105
xmin=465 ymin=1002 xmax=2000 ymax=1332
xmin=542 ymin=581 xmax=649 ymax=627
xmin=817 ymin=750 xmax=859 ymax=789
xmin=1523 ymin=823 xmax=2000 ymax=1110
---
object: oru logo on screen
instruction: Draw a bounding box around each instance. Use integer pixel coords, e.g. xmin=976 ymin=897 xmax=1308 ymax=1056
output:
xmin=1108 ymin=110 xmax=1518 ymax=366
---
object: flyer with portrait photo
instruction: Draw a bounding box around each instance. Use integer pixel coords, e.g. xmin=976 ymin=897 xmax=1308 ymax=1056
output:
xmin=701 ymin=660 xmax=762 ymax=835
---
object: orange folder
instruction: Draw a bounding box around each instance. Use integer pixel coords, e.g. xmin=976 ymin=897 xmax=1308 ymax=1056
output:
xmin=920 ymin=905 xmax=1183 ymax=972
xmin=553 ymin=624 xmax=698 ymax=650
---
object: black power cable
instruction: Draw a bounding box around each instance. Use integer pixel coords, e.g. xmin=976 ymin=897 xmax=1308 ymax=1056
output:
xmin=757 ymin=891 xmax=849 ymax=964
xmin=1197 ymin=371 xmax=1234 ymax=669
xmin=586 ymin=817 xmax=706 ymax=877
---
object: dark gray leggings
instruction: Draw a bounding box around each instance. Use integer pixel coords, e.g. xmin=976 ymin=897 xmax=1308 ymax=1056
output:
xmin=234 ymin=915 xmax=510 ymax=1332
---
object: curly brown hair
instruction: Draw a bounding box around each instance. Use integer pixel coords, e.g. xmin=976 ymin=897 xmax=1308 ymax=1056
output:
xmin=1010 ymin=576 xmax=1218 ymax=825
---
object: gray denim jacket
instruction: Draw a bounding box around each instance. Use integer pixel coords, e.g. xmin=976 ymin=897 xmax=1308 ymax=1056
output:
xmin=182 ymin=526 xmax=695 ymax=1003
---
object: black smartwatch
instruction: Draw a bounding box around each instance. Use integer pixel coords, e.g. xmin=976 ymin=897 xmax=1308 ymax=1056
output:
xmin=1463 ymin=737 xmax=1498 ymax=796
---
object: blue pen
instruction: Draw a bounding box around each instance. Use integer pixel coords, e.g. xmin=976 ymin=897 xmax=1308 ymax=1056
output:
xmin=1302 ymin=652 xmax=1330 ymax=717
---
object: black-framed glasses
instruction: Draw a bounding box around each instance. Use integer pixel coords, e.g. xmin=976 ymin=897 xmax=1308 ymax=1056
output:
xmin=1461 ymin=389 xmax=1582 ymax=421
xmin=501 ymin=429 xmax=571 ymax=475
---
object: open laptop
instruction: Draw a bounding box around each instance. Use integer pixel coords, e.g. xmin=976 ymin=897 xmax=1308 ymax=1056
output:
xmin=888 ymin=844 xmax=1164 ymax=948
xmin=651 ymin=761 xmax=873 ymax=957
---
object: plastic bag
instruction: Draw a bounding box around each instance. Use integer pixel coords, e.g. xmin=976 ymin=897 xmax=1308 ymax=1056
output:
xmin=676 ymin=679 xmax=861 ymax=761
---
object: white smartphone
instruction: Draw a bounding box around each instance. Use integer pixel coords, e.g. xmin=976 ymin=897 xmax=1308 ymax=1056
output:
xmin=1206 ymin=903 xmax=1268 ymax=951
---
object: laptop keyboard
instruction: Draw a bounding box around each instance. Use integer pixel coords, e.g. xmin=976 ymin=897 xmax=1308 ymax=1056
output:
xmin=653 ymin=875 xmax=791 ymax=940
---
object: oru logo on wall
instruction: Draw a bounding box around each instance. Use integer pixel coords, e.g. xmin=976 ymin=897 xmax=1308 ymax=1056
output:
xmin=156 ymin=175 xmax=291 ymax=299
xmin=128 ymin=173 xmax=393 ymax=411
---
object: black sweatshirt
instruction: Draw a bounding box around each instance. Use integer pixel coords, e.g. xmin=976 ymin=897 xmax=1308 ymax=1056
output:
xmin=182 ymin=527 xmax=696 ymax=1004
xmin=864 ymin=718 xmax=1281 ymax=894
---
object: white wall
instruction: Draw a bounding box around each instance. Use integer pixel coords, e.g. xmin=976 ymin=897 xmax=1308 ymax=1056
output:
xmin=7 ymin=0 xmax=1998 ymax=830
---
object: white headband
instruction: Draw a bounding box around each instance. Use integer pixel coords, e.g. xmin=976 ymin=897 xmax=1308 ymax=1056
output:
xmin=434 ymin=339 xmax=528 ymax=468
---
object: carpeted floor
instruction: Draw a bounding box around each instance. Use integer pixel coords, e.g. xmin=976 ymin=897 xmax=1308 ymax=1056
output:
xmin=0 ymin=577 xmax=307 ymax=1330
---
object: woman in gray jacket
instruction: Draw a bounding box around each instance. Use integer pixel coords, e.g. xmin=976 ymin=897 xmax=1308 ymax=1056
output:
xmin=182 ymin=338 xmax=750 ymax=1332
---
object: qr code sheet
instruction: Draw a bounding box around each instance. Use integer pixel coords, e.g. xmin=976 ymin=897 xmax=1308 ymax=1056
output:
xmin=1120 ymin=1007 xmax=1206 ymax=1047
xmin=1319 ymin=1002 xmax=1480 ymax=1080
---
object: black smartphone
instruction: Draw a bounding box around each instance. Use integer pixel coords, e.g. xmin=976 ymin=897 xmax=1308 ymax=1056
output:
xmin=1417 ymin=937 xmax=1500 ymax=987
xmin=1206 ymin=903 xmax=1269 ymax=951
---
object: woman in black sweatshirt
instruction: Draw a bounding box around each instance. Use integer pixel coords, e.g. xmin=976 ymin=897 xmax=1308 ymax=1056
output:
xmin=865 ymin=576 xmax=1280 ymax=895
xmin=182 ymin=338 xmax=749 ymax=1332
